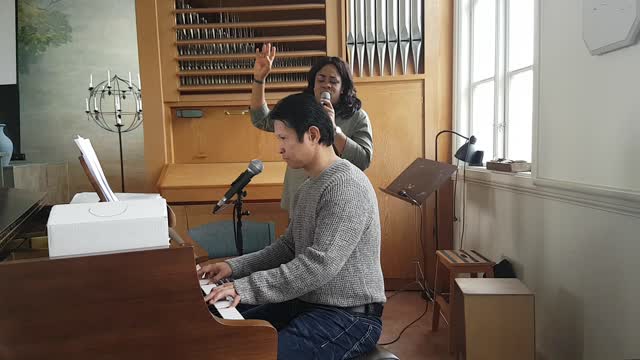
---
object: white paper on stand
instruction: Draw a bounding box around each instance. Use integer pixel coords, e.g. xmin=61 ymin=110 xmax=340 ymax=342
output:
xmin=73 ymin=135 xmax=118 ymax=202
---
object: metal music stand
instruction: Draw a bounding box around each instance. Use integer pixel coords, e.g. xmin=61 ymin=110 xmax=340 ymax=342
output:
xmin=380 ymin=158 xmax=457 ymax=300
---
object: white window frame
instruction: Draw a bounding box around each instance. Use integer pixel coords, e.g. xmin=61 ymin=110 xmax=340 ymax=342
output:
xmin=453 ymin=0 xmax=540 ymax=173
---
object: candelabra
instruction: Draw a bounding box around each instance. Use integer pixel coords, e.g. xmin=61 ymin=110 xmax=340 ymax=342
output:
xmin=85 ymin=71 xmax=143 ymax=192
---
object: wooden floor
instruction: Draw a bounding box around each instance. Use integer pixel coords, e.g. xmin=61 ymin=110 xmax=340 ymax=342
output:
xmin=378 ymin=291 xmax=454 ymax=360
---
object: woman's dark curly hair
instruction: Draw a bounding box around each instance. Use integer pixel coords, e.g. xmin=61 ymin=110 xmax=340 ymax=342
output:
xmin=304 ymin=56 xmax=362 ymax=118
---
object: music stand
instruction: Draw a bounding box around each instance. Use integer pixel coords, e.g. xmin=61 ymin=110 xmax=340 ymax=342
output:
xmin=380 ymin=158 xmax=457 ymax=300
xmin=78 ymin=156 xmax=177 ymax=228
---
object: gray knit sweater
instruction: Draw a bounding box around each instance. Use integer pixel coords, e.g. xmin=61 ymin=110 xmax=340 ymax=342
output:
xmin=250 ymin=103 xmax=374 ymax=215
xmin=226 ymin=158 xmax=385 ymax=307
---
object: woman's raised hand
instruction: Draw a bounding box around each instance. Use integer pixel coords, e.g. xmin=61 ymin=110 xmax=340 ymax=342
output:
xmin=254 ymin=43 xmax=276 ymax=82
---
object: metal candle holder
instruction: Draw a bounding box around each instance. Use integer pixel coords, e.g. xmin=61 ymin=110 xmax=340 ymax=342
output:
xmin=85 ymin=71 xmax=143 ymax=192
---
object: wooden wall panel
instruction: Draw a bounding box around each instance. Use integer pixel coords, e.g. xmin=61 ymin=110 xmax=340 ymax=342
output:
xmin=135 ymin=0 xmax=170 ymax=191
xmin=423 ymin=0 xmax=454 ymax=291
xmin=356 ymin=80 xmax=424 ymax=281
xmin=171 ymin=107 xmax=282 ymax=163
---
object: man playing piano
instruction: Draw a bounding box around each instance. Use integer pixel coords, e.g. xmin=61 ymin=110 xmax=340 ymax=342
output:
xmin=198 ymin=92 xmax=385 ymax=359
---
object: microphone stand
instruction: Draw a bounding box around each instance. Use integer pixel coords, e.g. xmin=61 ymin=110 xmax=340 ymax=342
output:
xmin=232 ymin=190 xmax=250 ymax=256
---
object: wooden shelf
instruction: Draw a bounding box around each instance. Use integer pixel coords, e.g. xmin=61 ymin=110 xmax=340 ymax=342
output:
xmin=174 ymin=4 xmax=325 ymax=14
xmin=176 ymin=50 xmax=326 ymax=61
xmin=176 ymin=35 xmax=326 ymax=45
xmin=178 ymin=66 xmax=310 ymax=76
xmin=178 ymin=82 xmax=306 ymax=92
xmin=157 ymin=162 xmax=287 ymax=203
xmin=172 ymin=1 xmax=327 ymax=96
xmin=175 ymin=19 xmax=325 ymax=29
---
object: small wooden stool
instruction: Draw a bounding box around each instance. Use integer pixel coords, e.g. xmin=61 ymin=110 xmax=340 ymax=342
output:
xmin=431 ymin=249 xmax=494 ymax=353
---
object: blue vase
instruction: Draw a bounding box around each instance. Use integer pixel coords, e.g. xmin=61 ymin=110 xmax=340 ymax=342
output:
xmin=0 ymin=124 xmax=13 ymax=167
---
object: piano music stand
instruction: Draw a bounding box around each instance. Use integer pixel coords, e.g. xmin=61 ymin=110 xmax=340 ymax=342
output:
xmin=380 ymin=158 xmax=457 ymax=300
xmin=381 ymin=158 xmax=457 ymax=208
xmin=78 ymin=156 xmax=108 ymax=202
xmin=78 ymin=155 xmax=177 ymax=228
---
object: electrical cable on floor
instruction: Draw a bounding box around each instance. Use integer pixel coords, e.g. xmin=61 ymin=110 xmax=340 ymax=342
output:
xmin=379 ymin=202 xmax=432 ymax=346
xmin=453 ymin=159 xmax=460 ymax=221
xmin=386 ymin=202 xmax=430 ymax=299
xmin=459 ymin=161 xmax=468 ymax=249
xmin=378 ymin=299 xmax=429 ymax=346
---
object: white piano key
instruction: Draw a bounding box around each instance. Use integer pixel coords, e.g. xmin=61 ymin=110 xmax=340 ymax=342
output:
xmin=201 ymin=283 xmax=244 ymax=320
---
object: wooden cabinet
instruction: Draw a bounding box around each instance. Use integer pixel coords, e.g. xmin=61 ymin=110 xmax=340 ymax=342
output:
xmin=453 ymin=278 xmax=535 ymax=360
xmin=170 ymin=106 xmax=282 ymax=164
xmin=135 ymin=0 xmax=453 ymax=285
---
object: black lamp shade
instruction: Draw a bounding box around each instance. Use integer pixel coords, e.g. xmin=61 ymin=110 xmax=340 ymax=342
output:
xmin=454 ymin=136 xmax=484 ymax=166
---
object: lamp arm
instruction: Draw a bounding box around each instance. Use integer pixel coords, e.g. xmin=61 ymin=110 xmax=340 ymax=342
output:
xmin=435 ymin=130 xmax=469 ymax=162
xmin=433 ymin=129 xmax=470 ymax=256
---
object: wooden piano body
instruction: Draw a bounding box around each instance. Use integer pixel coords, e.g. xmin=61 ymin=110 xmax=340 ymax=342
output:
xmin=0 ymin=247 xmax=277 ymax=359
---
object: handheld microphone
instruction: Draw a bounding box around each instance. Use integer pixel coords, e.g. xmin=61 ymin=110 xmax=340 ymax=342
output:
xmin=320 ymin=91 xmax=331 ymax=105
xmin=212 ymin=159 xmax=264 ymax=214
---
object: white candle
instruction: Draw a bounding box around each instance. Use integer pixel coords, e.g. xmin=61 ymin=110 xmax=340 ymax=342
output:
xmin=138 ymin=98 xmax=142 ymax=111
xmin=94 ymin=97 xmax=98 ymax=112
xmin=137 ymin=73 xmax=141 ymax=90
xmin=115 ymin=96 xmax=120 ymax=111
xmin=135 ymin=98 xmax=140 ymax=112
xmin=89 ymin=74 xmax=93 ymax=88
xmin=107 ymin=70 xmax=111 ymax=87
xmin=85 ymin=98 xmax=89 ymax=112
xmin=128 ymin=72 xmax=132 ymax=88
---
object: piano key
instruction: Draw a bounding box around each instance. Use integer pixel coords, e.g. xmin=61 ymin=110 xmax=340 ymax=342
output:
xmin=201 ymin=283 xmax=244 ymax=320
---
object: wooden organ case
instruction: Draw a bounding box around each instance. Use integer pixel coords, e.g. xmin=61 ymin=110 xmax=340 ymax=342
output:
xmin=135 ymin=0 xmax=454 ymax=289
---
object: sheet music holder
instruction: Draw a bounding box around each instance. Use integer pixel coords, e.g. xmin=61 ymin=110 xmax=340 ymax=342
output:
xmin=381 ymin=158 xmax=457 ymax=206
xmin=380 ymin=158 xmax=458 ymax=302
xmin=74 ymin=135 xmax=177 ymax=229
xmin=74 ymin=135 xmax=118 ymax=202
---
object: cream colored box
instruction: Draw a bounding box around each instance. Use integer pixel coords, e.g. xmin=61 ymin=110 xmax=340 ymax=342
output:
xmin=47 ymin=198 xmax=169 ymax=258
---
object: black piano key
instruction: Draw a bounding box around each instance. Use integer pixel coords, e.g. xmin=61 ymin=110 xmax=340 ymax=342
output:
xmin=208 ymin=303 xmax=223 ymax=318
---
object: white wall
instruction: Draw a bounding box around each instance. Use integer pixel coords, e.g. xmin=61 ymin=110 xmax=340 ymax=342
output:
xmin=457 ymin=175 xmax=639 ymax=359
xmin=455 ymin=0 xmax=640 ymax=359
xmin=0 ymin=0 xmax=16 ymax=85
xmin=537 ymin=0 xmax=640 ymax=191
xmin=19 ymin=0 xmax=144 ymax=196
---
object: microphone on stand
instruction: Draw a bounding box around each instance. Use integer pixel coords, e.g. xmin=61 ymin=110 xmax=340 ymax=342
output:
xmin=212 ymin=159 xmax=264 ymax=214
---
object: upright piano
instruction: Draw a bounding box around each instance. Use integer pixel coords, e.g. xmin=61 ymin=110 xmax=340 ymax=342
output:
xmin=0 ymin=188 xmax=47 ymax=260
xmin=0 ymin=247 xmax=277 ymax=359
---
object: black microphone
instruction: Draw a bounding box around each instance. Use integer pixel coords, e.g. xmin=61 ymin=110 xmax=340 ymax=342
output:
xmin=212 ymin=159 xmax=264 ymax=214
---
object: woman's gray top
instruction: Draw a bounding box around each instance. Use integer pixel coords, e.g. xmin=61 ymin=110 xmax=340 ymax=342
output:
xmin=250 ymin=103 xmax=373 ymax=215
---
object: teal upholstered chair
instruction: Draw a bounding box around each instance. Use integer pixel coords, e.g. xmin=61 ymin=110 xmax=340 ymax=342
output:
xmin=189 ymin=220 xmax=275 ymax=258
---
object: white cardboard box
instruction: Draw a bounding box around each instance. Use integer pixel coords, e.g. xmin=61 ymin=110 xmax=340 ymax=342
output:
xmin=70 ymin=192 xmax=162 ymax=204
xmin=47 ymin=198 xmax=169 ymax=258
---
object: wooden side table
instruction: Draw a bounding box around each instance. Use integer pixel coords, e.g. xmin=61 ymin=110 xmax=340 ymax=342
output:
xmin=431 ymin=249 xmax=494 ymax=353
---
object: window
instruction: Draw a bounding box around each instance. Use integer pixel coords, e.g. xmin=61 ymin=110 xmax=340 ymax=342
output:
xmin=454 ymin=0 xmax=536 ymax=163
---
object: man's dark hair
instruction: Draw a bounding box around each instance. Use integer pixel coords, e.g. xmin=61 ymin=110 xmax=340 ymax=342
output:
xmin=270 ymin=93 xmax=334 ymax=146
xmin=304 ymin=56 xmax=362 ymax=118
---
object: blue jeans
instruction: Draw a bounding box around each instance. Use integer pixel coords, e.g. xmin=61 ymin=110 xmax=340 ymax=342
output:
xmin=238 ymin=300 xmax=382 ymax=360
